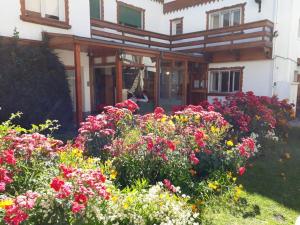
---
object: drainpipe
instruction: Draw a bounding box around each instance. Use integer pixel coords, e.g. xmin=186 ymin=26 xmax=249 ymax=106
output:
xmin=271 ymin=0 xmax=279 ymax=97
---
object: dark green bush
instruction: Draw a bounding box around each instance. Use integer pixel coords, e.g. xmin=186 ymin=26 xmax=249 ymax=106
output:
xmin=0 ymin=38 xmax=73 ymax=128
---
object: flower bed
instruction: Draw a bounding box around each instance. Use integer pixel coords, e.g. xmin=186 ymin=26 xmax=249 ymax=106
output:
xmin=0 ymin=93 xmax=294 ymax=225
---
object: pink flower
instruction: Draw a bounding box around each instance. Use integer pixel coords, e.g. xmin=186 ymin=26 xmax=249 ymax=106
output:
xmin=189 ymin=153 xmax=200 ymax=165
xmin=71 ymin=201 xmax=85 ymax=214
xmin=238 ymin=167 xmax=246 ymax=176
xmin=163 ymin=179 xmax=177 ymax=193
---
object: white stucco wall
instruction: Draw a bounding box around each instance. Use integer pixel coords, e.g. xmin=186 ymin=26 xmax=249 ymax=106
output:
xmin=161 ymin=0 xmax=275 ymax=34
xmin=208 ymin=60 xmax=274 ymax=102
xmin=0 ymin=0 xmax=91 ymax=40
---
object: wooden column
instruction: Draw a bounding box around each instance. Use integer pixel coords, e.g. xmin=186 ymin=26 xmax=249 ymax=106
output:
xmin=183 ymin=60 xmax=188 ymax=105
xmin=116 ymin=52 xmax=123 ymax=103
xmin=89 ymin=55 xmax=95 ymax=113
xmin=74 ymin=43 xmax=83 ymax=126
xmin=154 ymin=57 xmax=160 ymax=107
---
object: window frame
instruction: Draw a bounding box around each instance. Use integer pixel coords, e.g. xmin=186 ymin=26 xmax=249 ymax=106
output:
xmin=208 ymin=67 xmax=243 ymax=94
xmin=20 ymin=0 xmax=71 ymax=29
xmin=116 ymin=1 xmax=145 ymax=30
xmin=170 ymin=17 xmax=183 ymax=35
xmin=206 ymin=3 xmax=246 ymax=30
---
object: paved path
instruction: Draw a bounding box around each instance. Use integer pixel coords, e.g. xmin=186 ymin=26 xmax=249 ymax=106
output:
xmin=289 ymin=119 xmax=300 ymax=127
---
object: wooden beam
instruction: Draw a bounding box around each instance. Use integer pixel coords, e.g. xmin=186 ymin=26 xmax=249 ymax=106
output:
xmin=74 ymin=43 xmax=83 ymax=126
xmin=116 ymin=52 xmax=123 ymax=103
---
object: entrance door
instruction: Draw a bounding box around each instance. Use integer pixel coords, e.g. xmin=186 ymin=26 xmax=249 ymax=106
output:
xmin=189 ymin=62 xmax=208 ymax=105
xmin=160 ymin=60 xmax=184 ymax=111
xmin=93 ymin=67 xmax=116 ymax=113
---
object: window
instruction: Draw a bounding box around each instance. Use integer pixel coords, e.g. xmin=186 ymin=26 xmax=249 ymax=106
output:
xmin=208 ymin=4 xmax=244 ymax=29
xmin=209 ymin=69 xmax=242 ymax=93
xmin=90 ymin=0 xmax=103 ymax=20
xmin=117 ymin=2 xmax=144 ymax=29
xmin=170 ymin=18 xmax=183 ymax=35
xmin=20 ymin=0 xmax=70 ymax=29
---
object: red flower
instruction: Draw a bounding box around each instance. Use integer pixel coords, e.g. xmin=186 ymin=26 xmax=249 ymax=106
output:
xmin=74 ymin=193 xmax=88 ymax=205
xmin=238 ymin=167 xmax=246 ymax=176
xmin=50 ymin=177 xmax=65 ymax=192
xmin=4 ymin=205 xmax=28 ymax=225
xmin=3 ymin=150 xmax=16 ymax=165
xmin=154 ymin=107 xmax=165 ymax=119
xmin=71 ymin=201 xmax=85 ymax=214
xmin=166 ymin=140 xmax=176 ymax=151
xmin=116 ymin=100 xmax=139 ymax=112
xmin=189 ymin=153 xmax=200 ymax=165
xmin=60 ymin=164 xmax=74 ymax=179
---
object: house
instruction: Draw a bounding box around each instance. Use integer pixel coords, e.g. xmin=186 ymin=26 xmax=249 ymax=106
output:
xmin=0 ymin=0 xmax=300 ymax=125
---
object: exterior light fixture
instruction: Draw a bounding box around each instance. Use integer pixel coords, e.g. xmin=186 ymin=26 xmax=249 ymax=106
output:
xmin=255 ymin=0 xmax=262 ymax=13
xmin=166 ymin=71 xmax=170 ymax=75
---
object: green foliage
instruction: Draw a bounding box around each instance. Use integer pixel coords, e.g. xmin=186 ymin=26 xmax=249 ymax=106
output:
xmin=0 ymin=39 xmax=73 ymax=128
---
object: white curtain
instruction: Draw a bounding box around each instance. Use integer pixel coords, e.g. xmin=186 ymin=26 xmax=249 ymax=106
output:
xmin=25 ymin=0 xmax=41 ymax=13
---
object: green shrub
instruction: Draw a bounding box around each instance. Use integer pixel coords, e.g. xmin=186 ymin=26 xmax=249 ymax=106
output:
xmin=0 ymin=38 xmax=73 ymax=128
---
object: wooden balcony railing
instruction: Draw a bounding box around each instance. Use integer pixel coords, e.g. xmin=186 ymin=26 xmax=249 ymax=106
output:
xmin=91 ymin=19 xmax=171 ymax=50
xmin=90 ymin=19 xmax=273 ymax=54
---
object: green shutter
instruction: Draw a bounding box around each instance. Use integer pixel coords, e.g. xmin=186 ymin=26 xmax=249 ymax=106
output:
xmin=90 ymin=0 xmax=100 ymax=19
xmin=119 ymin=5 xmax=142 ymax=28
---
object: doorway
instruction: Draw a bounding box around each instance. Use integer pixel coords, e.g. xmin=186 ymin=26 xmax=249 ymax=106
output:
xmin=93 ymin=66 xmax=116 ymax=113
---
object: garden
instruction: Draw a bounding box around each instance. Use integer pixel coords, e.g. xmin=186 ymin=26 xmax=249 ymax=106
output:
xmin=0 ymin=91 xmax=298 ymax=225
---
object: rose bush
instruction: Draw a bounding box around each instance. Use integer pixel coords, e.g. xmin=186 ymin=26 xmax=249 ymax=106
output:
xmin=0 ymin=92 xmax=293 ymax=224
xmin=77 ymin=101 xmax=257 ymax=194
xmin=200 ymin=92 xmax=294 ymax=143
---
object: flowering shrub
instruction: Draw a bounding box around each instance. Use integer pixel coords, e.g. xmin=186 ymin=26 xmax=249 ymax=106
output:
xmin=200 ymin=92 xmax=294 ymax=143
xmin=77 ymin=101 xmax=257 ymax=194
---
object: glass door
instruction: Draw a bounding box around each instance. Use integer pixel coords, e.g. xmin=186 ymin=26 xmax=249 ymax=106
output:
xmin=160 ymin=60 xmax=184 ymax=112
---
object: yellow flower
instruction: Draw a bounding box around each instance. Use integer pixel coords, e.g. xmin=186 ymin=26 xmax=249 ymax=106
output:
xmin=111 ymin=195 xmax=118 ymax=202
xmin=208 ymin=182 xmax=219 ymax=190
xmin=232 ymin=177 xmax=237 ymax=182
xmin=255 ymin=115 xmax=261 ymax=120
xmin=123 ymin=203 xmax=129 ymax=209
xmin=211 ymin=126 xmax=220 ymax=133
xmin=0 ymin=199 xmax=14 ymax=209
xmin=227 ymin=172 xmax=232 ymax=179
xmin=110 ymin=170 xmax=118 ymax=180
xmin=160 ymin=116 xmax=168 ymax=123
xmin=226 ymin=140 xmax=234 ymax=147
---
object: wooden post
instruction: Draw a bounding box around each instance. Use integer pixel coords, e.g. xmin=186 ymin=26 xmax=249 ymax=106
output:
xmin=183 ymin=60 xmax=188 ymax=105
xmin=154 ymin=57 xmax=160 ymax=107
xmin=89 ymin=55 xmax=95 ymax=113
xmin=116 ymin=52 xmax=123 ymax=103
xmin=74 ymin=43 xmax=83 ymax=126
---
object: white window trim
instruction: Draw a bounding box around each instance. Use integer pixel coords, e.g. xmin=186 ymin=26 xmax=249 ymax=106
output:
xmin=208 ymin=70 xmax=241 ymax=93
xmin=209 ymin=7 xmax=242 ymax=29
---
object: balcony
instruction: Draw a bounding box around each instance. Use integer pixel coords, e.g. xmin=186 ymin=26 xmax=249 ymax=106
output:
xmin=90 ymin=19 xmax=273 ymax=59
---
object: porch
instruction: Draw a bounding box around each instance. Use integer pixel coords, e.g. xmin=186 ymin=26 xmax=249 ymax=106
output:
xmin=45 ymin=19 xmax=274 ymax=126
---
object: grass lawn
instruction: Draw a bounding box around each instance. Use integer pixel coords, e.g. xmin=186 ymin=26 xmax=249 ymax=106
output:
xmin=202 ymin=127 xmax=300 ymax=225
